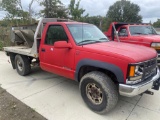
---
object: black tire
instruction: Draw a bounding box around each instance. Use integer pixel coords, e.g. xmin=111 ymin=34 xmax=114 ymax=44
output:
xmin=79 ymin=71 xmax=118 ymax=114
xmin=15 ymin=55 xmax=31 ymax=76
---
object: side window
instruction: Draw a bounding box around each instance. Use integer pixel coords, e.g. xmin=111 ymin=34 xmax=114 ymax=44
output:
xmin=45 ymin=25 xmax=68 ymax=45
xmin=118 ymin=28 xmax=128 ymax=36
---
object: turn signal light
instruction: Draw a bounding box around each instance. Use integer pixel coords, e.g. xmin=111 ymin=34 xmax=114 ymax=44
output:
xmin=129 ymin=66 xmax=135 ymax=77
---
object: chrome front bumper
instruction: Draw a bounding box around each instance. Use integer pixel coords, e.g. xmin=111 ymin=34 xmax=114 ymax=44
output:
xmin=119 ymin=68 xmax=160 ymax=97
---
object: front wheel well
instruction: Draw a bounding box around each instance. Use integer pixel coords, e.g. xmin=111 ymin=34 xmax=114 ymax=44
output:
xmin=78 ymin=66 xmax=118 ymax=84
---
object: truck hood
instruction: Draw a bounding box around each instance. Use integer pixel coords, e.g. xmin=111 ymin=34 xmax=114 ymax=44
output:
xmin=133 ymin=35 xmax=160 ymax=42
xmin=83 ymin=41 xmax=157 ymax=62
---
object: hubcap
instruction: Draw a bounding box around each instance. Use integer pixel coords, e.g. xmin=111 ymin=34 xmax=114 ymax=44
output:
xmin=17 ymin=59 xmax=23 ymax=71
xmin=86 ymin=83 xmax=103 ymax=105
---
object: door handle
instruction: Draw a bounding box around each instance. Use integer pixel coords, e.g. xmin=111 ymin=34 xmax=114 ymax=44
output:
xmin=50 ymin=48 xmax=54 ymax=51
xmin=41 ymin=48 xmax=45 ymax=52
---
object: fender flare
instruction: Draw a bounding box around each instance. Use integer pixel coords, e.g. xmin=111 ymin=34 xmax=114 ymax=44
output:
xmin=75 ymin=59 xmax=125 ymax=83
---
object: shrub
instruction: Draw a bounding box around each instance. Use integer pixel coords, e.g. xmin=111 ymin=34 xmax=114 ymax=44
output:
xmin=0 ymin=41 xmax=3 ymax=51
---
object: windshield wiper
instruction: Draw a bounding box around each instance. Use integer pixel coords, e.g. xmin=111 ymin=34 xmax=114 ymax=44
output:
xmin=77 ymin=40 xmax=102 ymax=45
xmin=133 ymin=32 xmax=149 ymax=35
xmin=147 ymin=33 xmax=157 ymax=35
xmin=99 ymin=38 xmax=108 ymax=40
xmin=133 ymin=32 xmax=150 ymax=35
xmin=133 ymin=32 xmax=143 ymax=35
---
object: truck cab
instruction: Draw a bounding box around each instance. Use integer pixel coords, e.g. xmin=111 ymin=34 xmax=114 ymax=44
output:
xmin=104 ymin=22 xmax=160 ymax=65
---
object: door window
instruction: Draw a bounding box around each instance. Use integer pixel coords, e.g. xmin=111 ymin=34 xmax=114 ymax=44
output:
xmin=118 ymin=28 xmax=128 ymax=36
xmin=45 ymin=25 xmax=68 ymax=45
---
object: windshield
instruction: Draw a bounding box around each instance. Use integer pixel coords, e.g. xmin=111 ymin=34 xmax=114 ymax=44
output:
xmin=67 ymin=24 xmax=109 ymax=45
xmin=129 ymin=26 xmax=157 ymax=35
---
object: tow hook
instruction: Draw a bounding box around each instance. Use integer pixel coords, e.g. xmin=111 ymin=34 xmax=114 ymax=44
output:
xmin=144 ymin=90 xmax=154 ymax=95
xmin=152 ymin=78 xmax=160 ymax=90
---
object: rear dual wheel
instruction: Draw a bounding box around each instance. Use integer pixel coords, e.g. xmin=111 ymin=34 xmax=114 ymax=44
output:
xmin=80 ymin=71 xmax=118 ymax=114
xmin=15 ymin=55 xmax=31 ymax=76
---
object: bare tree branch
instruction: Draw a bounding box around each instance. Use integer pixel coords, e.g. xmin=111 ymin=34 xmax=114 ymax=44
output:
xmin=17 ymin=0 xmax=23 ymax=10
xmin=29 ymin=0 xmax=35 ymax=23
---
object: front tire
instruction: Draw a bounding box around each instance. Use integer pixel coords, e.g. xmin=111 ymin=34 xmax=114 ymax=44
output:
xmin=15 ymin=55 xmax=31 ymax=76
xmin=79 ymin=71 xmax=118 ymax=114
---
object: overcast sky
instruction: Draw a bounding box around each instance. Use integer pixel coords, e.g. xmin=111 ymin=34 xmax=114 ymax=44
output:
xmin=0 ymin=0 xmax=160 ymax=23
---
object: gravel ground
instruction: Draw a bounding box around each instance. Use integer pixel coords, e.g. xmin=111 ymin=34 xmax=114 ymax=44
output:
xmin=0 ymin=87 xmax=47 ymax=120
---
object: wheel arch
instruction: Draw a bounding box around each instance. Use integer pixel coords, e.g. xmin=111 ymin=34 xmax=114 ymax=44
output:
xmin=75 ymin=59 xmax=124 ymax=83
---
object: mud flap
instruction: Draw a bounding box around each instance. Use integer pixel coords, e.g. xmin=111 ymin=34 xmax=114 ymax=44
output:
xmin=10 ymin=53 xmax=16 ymax=69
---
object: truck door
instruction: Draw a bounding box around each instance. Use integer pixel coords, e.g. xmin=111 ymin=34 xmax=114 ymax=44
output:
xmin=39 ymin=24 xmax=75 ymax=79
xmin=117 ymin=27 xmax=129 ymax=42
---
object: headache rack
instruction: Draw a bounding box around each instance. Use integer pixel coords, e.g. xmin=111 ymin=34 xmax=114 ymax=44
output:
xmin=4 ymin=18 xmax=74 ymax=58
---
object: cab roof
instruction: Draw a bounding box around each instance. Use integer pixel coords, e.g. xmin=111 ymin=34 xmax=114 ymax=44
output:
xmin=47 ymin=22 xmax=89 ymax=25
xmin=113 ymin=22 xmax=150 ymax=26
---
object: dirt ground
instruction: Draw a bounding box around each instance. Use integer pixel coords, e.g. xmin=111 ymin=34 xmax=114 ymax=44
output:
xmin=0 ymin=87 xmax=47 ymax=120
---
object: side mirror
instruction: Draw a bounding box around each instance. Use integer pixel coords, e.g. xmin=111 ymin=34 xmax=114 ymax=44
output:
xmin=54 ymin=41 xmax=72 ymax=49
xmin=114 ymin=31 xmax=118 ymax=36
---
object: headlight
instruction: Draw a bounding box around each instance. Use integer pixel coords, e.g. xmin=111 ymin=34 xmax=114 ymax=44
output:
xmin=127 ymin=64 xmax=144 ymax=84
xmin=151 ymin=42 xmax=160 ymax=50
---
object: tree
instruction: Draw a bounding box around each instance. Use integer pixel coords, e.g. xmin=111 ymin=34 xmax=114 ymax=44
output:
xmin=0 ymin=0 xmax=20 ymax=19
xmin=39 ymin=0 xmax=68 ymax=18
xmin=29 ymin=0 xmax=36 ymax=23
xmin=68 ymin=0 xmax=88 ymax=21
xmin=83 ymin=16 xmax=101 ymax=26
xmin=81 ymin=16 xmax=107 ymax=31
xmin=106 ymin=0 xmax=142 ymax=28
xmin=153 ymin=19 xmax=160 ymax=28
xmin=0 ymin=0 xmax=37 ymax=26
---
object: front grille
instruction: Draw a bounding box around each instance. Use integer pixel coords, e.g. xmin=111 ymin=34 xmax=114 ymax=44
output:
xmin=143 ymin=58 xmax=157 ymax=80
xmin=144 ymin=68 xmax=157 ymax=79
xmin=158 ymin=60 xmax=160 ymax=64
xmin=156 ymin=50 xmax=160 ymax=54
xmin=156 ymin=50 xmax=160 ymax=64
xmin=144 ymin=58 xmax=157 ymax=67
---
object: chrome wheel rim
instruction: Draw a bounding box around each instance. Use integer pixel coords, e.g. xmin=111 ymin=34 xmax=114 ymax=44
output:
xmin=17 ymin=59 xmax=23 ymax=71
xmin=86 ymin=83 xmax=103 ymax=105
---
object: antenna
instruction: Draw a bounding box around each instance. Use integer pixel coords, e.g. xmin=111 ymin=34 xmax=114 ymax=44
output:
xmin=81 ymin=10 xmax=84 ymax=47
xmin=82 ymin=20 xmax=84 ymax=47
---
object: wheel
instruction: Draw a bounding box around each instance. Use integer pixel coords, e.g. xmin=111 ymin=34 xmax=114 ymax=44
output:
xmin=79 ymin=71 xmax=118 ymax=114
xmin=15 ymin=55 xmax=31 ymax=76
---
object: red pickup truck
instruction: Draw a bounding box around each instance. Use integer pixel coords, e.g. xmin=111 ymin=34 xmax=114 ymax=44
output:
xmin=104 ymin=22 xmax=160 ymax=65
xmin=4 ymin=18 xmax=160 ymax=114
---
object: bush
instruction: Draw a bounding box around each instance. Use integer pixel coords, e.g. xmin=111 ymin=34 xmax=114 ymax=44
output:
xmin=0 ymin=41 xmax=3 ymax=51
xmin=0 ymin=27 xmax=12 ymax=50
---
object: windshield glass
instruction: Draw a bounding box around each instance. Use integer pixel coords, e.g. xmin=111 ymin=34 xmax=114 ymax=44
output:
xmin=129 ymin=26 xmax=157 ymax=35
xmin=67 ymin=24 xmax=109 ymax=45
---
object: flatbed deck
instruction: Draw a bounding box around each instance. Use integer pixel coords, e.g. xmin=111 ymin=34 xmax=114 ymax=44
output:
xmin=4 ymin=46 xmax=37 ymax=58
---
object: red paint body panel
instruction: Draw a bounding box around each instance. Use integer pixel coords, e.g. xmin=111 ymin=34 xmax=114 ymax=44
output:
xmin=38 ymin=22 xmax=157 ymax=84
xmin=39 ymin=22 xmax=76 ymax=80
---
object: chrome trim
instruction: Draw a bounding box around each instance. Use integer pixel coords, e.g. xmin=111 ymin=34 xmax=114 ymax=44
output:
xmin=127 ymin=59 xmax=157 ymax=84
xmin=119 ymin=68 xmax=160 ymax=97
xmin=129 ymin=57 xmax=157 ymax=65
xmin=157 ymin=55 xmax=160 ymax=60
